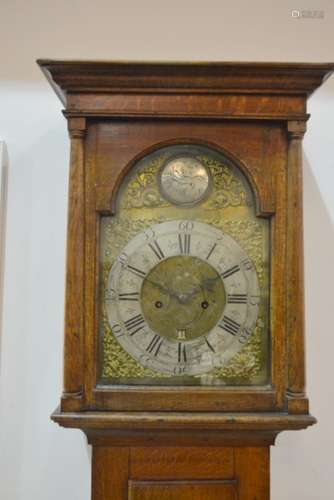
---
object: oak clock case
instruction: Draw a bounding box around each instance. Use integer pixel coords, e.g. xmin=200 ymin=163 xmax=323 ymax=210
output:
xmin=100 ymin=145 xmax=268 ymax=386
xmin=37 ymin=60 xmax=334 ymax=500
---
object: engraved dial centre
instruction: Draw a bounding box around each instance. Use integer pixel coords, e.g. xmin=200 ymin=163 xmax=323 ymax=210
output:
xmin=141 ymin=255 xmax=226 ymax=341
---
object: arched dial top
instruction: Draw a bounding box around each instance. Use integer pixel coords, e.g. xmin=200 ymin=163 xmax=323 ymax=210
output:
xmin=105 ymin=220 xmax=260 ymax=376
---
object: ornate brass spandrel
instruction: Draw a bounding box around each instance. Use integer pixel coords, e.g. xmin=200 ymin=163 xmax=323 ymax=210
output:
xmin=99 ymin=145 xmax=270 ymax=385
xmin=119 ymin=151 xmax=251 ymax=211
xmin=121 ymin=155 xmax=169 ymax=209
xmin=199 ymin=155 xmax=251 ymax=209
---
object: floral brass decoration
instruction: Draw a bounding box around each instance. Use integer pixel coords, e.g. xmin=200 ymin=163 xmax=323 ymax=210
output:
xmin=120 ymin=155 xmax=251 ymax=210
xmin=121 ymin=156 xmax=168 ymax=209
xmin=100 ymin=147 xmax=269 ymax=385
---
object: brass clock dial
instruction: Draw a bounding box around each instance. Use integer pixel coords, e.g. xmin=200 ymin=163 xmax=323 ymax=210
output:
xmin=105 ymin=220 xmax=260 ymax=376
xmin=100 ymin=142 xmax=270 ymax=385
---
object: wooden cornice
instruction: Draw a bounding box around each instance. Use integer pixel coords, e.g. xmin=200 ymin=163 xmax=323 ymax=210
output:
xmin=37 ymin=60 xmax=334 ymax=106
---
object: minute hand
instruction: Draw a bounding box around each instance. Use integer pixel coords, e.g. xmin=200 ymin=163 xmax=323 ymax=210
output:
xmin=142 ymin=276 xmax=185 ymax=303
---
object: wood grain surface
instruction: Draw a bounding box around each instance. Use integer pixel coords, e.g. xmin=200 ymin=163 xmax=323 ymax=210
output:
xmin=36 ymin=60 xmax=333 ymax=417
xmin=91 ymin=446 xmax=269 ymax=500
xmin=130 ymin=447 xmax=234 ymax=479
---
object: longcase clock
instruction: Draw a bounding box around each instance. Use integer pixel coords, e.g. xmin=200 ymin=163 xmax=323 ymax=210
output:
xmin=38 ymin=60 xmax=334 ymax=500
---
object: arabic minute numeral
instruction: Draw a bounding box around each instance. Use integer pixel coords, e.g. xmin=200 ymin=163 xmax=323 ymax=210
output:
xmin=118 ymin=252 xmax=128 ymax=266
xmin=250 ymin=295 xmax=260 ymax=305
xmin=241 ymin=258 xmax=253 ymax=270
xmin=178 ymin=220 xmax=194 ymax=232
xmin=239 ymin=327 xmax=253 ymax=344
xmin=218 ymin=316 xmax=241 ymax=336
xmin=111 ymin=324 xmax=123 ymax=337
xmin=174 ymin=365 xmax=186 ymax=375
xmin=105 ymin=288 xmax=117 ymax=301
xmin=144 ymin=228 xmax=156 ymax=240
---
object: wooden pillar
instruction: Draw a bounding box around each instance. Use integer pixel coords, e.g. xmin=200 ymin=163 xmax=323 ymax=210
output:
xmin=286 ymin=120 xmax=308 ymax=414
xmin=61 ymin=117 xmax=86 ymax=412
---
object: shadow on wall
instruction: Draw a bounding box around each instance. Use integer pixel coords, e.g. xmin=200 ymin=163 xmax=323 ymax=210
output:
xmin=303 ymin=154 xmax=334 ymax=423
xmin=272 ymin=155 xmax=334 ymax=500
xmin=0 ymin=142 xmax=9 ymax=371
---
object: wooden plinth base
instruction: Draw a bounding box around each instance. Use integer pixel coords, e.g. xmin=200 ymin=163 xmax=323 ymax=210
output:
xmin=92 ymin=446 xmax=270 ymax=500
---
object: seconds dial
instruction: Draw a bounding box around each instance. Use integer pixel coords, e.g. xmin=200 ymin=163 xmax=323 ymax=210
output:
xmin=105 ymin=220 xmax=260 ymax=376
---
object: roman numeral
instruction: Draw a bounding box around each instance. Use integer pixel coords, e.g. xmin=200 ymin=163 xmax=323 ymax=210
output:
xmin=126 ymin=265 xmax=146 ymax=279
xmin=206 ymin=243 xmax=217 ymax=260
xmin=124 ymin=314 xmax=145 ymax=335
xmin=227 ymin=294 xmax=248 ymax=304
xmin=146 ymin=334 xmax=163 ymax=356
xmin=205 ymin=337 xmax=215 ymax=352
xmin=118 ymin=292 xmax=139 ymax=301
xmin=178 ymin=342 xmax=187 ymax=363
xmin=221 ymin=265 xmax=240 ymax=279
xmin=178 ymin=233 xmax=191 ymax=254
xmin=148 ymin=240 xmax=165 ymax=260
xmin=219 ymin=316 xmax=241 ymax=336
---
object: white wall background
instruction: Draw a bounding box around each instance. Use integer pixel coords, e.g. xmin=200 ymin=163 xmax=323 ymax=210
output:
xmin=0 ymin=1 xmax=333 ymax=499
